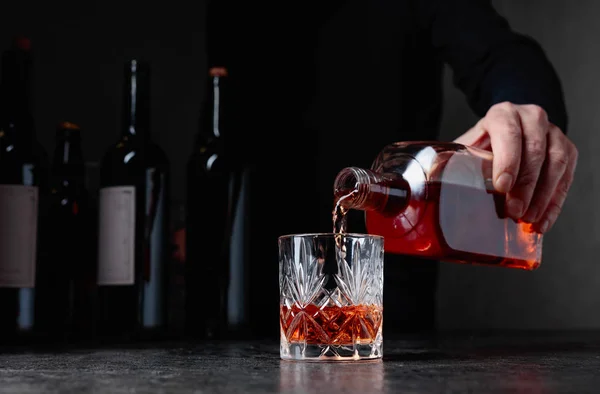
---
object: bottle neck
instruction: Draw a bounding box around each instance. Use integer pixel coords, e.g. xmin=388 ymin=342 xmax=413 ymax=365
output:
xmin=210 ymin=74 xmax=225 ymax=139
xmin=0 ymin=44 xmax=35 ymax=138
xmin=199 ymin=67 xmax=228 ymax=142
xmin=333 ymin=167 xmax=410 ymax=215
xmin=53 ymin=129 xmax=85 ymax=180
xmin=121 ymin=60 xmax=151 ymax=140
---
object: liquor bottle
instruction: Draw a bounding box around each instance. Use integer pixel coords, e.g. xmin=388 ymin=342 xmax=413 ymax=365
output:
xmin=185 ymin=66 xmax=244 ymax=339
xmin=333 ymin=141 xmax=544 ymax=271
xmin=36 ymin=122 xmax=96 ymax=342
xmin=96 ymin=60 xmax=170 ymax=342
xmin=0 ymin=37 xmax=50 ymax=342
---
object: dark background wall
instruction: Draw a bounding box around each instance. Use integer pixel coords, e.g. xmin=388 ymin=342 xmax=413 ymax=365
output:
xmin=437 ymin=0 xmax=596 ymax=330
xmin=0 ymin=0 xmax=594 ymax=330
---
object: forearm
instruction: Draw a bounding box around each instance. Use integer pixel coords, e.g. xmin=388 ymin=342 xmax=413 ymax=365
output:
xmin=475 ymin=35 xmax=568 ymax=133
xmin=425 ymin=0 xmax=568 ymax=133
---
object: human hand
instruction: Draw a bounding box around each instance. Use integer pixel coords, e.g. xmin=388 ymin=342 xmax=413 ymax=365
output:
xmin=455 ymin=102 xmax=578 ymax=233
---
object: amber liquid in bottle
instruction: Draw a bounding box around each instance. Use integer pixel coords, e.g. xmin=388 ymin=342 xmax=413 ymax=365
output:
xmin=333 ymin=169 xmax=541 ymax=271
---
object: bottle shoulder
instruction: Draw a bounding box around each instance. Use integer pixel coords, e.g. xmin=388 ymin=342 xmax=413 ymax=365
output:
xmin=187 ymin=137 xmax=231 ymax=175
xmin=0 ymin=134 xmax=48 ymax=161
xmin=0 ymin=137 xmax=49 ymax=186
xmin=101 ymin=136 xmax=169 ymax=170
xmin=376 ymin=141 xmax=492 ymax=164
xmin=373 ymin=140 xmax=495 ymax=193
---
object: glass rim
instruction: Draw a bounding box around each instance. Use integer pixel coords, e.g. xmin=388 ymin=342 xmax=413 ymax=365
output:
xmin=278 ymin=232 xmax=384 ymax=241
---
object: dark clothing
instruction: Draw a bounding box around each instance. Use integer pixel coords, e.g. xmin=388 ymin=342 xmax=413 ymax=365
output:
xmin=206 ymin=0 xmax=568 ymax=338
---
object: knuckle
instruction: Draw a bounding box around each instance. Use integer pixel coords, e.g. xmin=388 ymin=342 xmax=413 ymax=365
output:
xmin=548 ymin=148 xmax=570 ymax=168
xmin=559 ymin=137 xmax=579 ymax=172
xmin=526 ymin=105 xmax=549 ymax=123
xmin=491 ymin=101 xmax=516 ymax=115
xmin=549 ymin=126 xmax=563 ymax=141
xmin=569 ymin=142 xmax=579 ymax=164
xmin=526 ymin=138 xmax=546 ymax=159
xmin=564 ymin=174 xmax=575 ymax=192
xmin=550 ymin=123 xmax=564 ymax=134
xmin=556 ymin=180 xmax=570 ymax=201
xmin=500 ymin=122 xmax=522 ymax=138
xmin=569 ymin=149 xmax=579 ymax=177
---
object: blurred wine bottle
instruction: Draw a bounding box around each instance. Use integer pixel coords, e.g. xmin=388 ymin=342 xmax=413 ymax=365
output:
xmin=168 ymin=201 xmax=186 ymax=337
xmin=36 ymin=122 xmax=96 ymax=343
xmin=0 ymin=36 xmax=50 ymax=344
xmin=185 ymin=66 xmax=246 ymax=339
xmin=96 ymin=60 xmax=170 ymax=342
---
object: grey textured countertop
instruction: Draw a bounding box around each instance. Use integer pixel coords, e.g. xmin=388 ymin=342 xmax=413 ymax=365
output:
xmin=1 ymin=332 xmax=600 ymax=393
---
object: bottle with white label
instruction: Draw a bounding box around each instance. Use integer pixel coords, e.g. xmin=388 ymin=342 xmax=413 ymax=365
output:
xmin=0 ymin=37 xmax=49 ymax=343
xmin=96 ymin=59 xmax=170 ymax=342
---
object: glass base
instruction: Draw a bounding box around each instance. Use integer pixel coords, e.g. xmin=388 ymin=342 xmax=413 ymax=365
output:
xmin=280 ymin=341 xmax=383 ymax=361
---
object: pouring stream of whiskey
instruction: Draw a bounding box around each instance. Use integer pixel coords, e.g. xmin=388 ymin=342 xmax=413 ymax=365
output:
xmin=332 ymin=188 xmax=358 ymax=235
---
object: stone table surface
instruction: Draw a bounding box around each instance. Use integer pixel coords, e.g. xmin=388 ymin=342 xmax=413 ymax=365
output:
xmin=1 ymin=332 xmax=599 ymax=393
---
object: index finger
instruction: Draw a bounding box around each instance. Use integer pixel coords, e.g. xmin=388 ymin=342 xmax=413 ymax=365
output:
xmin=483 ymin=103 xmax=523 ymax=193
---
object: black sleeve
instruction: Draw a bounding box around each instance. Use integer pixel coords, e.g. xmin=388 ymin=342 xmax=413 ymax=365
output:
xmin=422 ymin=0 xmax=568 ymax=132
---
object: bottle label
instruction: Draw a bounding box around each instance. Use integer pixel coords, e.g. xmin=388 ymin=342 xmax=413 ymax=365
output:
xmin=0 ymin=185 xmax=38 ymax=288
xmin=97 ymin=186 xmax=136 ymax=285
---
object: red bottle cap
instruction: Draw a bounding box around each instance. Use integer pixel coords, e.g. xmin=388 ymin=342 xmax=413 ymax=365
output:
xmin=58 ymin=121 xmax=81 ymax=131
xmin=209 ymin=67 xmax=228 ymax=77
